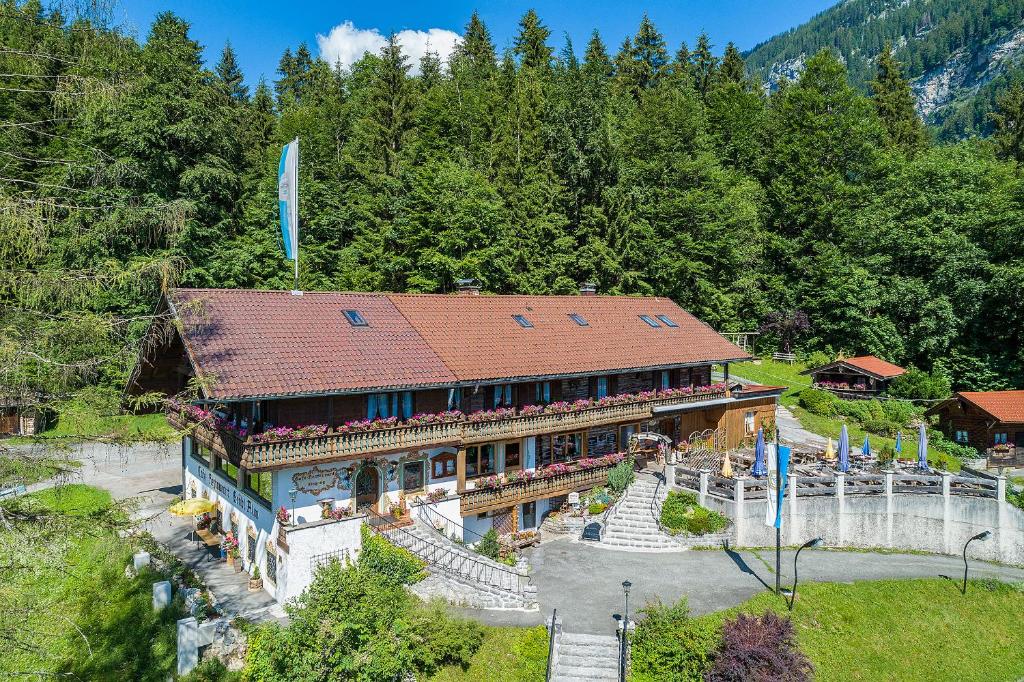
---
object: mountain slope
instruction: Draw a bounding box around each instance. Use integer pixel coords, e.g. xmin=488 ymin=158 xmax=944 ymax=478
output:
xmin=745 ymin=0 xmax=1024 ymax=139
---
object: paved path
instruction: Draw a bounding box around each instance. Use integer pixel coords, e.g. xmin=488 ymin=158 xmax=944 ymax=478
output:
xmin=776 ymin=404 xmax=827 ymax=450
xmin=463 ymin=538 xmax=1024 ymax=634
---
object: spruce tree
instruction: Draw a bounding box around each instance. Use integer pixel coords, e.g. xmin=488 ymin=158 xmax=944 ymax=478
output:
xmin=215 ymin=42 xmax=248 ymax=101
xmin=870 ymin=43 xmax=927 ymax=153
xmin=583 ymin=30 xmax=612 ymax=80
xmin=513 ymin=9 xmax=553 ymax=71
xmin=720 ymin=42 xmax=745 ymax=84
xmin=991 ymin=83 xmax=1024 ymax=163
xmin=691 ymin=32 xmax=718 ymax=98
xmin=454 ymin=11 xmax=496 ymax=75
xmin=364 ymin=34 xmax=414 ymax=178
xmin=632 ymin=14 xmax=669 ymax=90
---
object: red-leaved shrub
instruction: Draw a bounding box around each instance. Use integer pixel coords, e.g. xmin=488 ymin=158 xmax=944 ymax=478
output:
xmin=705 ymin=612 xmax=812 ymax=682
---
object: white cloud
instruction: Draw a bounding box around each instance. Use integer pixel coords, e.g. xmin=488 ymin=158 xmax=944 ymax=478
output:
xmin=316 ymin=21 xmax=461 ymax=75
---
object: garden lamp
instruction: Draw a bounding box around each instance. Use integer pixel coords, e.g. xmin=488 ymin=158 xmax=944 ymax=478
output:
xmin=788 ymin=537 xmax=824 ymax=611
xmin=962 ymin=530 xmax=992 ymax=595
xmin=289 ymin=488 xmax=297 ymax=525
xmin=622 ymin=580 xmax=632 ymax=630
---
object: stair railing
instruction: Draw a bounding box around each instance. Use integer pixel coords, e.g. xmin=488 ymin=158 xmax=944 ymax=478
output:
xmin=545 ymin=608 xmax=558 ymax=682
xmin=414 ymin=498 xmax=517 ymax=556
xmin=363 ymin=506 xmax=527 ymax=597
xmin=650 ymin=472 xmax=667 ymax=533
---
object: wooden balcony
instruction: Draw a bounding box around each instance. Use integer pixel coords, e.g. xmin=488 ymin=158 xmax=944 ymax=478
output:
xmin=459 ymin=464 xmax=616 ymax=515
xmin=167 ymin=390 xmax=728 ymax=471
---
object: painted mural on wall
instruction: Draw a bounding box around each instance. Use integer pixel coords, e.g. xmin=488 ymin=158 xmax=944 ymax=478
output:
xmin=291 ymin=465 xmax=342 ymax=495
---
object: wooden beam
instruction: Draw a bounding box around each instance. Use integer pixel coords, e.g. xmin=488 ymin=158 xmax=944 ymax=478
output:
xmin=456 ymin=447 xmax=467 ymax=493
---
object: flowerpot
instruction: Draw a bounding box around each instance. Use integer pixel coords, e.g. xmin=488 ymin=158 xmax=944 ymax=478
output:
xmin=233 ymin=560 xmax=243 ymax=573
xmin=248 ymin=578 xmax=263 ymax=591
xmin=226 ymin=554 xmax=234 ymax=566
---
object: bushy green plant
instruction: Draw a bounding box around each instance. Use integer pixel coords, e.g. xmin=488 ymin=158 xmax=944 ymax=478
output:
xmin=475 ymin=528 xmax=502 ymax=561
xmin=804 ymin=350 xmax=831 ymax=369
xmin=887 ymin=368 xmax=951 ymax=400
xmin=588 ymin=502 xmax=607 ymax=515
xmin=607 ymin=459 xmax=636 ymax=495
xmin=630 ymin=598 xmax=720 ymax=682
xmin=660 ymin=490 xmax=697 ymax=532
xmin=930 ymin=431 xmax=981 ymax=462
xmin=862 ymin=418 xmax=901 ymax=437
xmin=684 ymin=507 xmax=729 ymax=536
xmin=880 ymin=398 xmax=918 ymax=426
xmin=798 ymin=389 xmax=839 ymax=417
xmin=358 ymin=525 xmax=426 ymax=585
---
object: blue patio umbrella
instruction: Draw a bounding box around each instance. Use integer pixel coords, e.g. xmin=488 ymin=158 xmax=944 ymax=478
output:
xmin=753 ymin=428 xmax=767 ymax=478
xmin=862 ymin=434 xmax=871 ymax=458
xmin=838 ymin=424 xmax=850 ymax=472
xmin=917 ymin=423 xmax=929 ymax=470
xmin=895 ymin=431 xmax=903 ymax=455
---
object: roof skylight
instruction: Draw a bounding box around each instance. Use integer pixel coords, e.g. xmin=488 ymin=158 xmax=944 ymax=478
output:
xmin=512 ymin=314 xmax=534 ymax=328
xmin=656 ymin=314 xmax=679 ymax=328
xmin=343 ymin=309 xmax=368 ymax=326
xmin=639 ymin=315 xmax=661 ymax=328
xmin=569 ymin=313 xmax=589 ymax=327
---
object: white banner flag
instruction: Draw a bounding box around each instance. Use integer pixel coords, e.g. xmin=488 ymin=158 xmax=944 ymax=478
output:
xmin=764 ymin=443 xmax=778 ymax=527
xmin=278 ymin=138 xmax=299 ymax=264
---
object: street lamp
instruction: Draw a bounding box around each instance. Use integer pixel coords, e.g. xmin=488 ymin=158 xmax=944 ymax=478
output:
xmin=622 ymin=580 xmax=632 ymax=630
xmin=787 ymin=537 xmax=824 ymax=611
xmin=289 ymin=488 xmax=298 ymax=526
xmin=962 ymin=530 xmax=992 ymax=595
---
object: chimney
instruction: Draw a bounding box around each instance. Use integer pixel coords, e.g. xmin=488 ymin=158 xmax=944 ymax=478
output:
xmin=579 ymin=282 xmax=597 ymax=296
xmin=456 ymin=278 xmax=481 ymax=296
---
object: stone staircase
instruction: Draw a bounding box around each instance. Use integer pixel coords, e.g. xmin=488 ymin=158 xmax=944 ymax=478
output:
xmin=599 ymin=475 xmax=683 ymax=552
xmin=370 ymin=515 xmax=537 ymax=610
xmin=550 ymin=631 xmax=620 ymax=681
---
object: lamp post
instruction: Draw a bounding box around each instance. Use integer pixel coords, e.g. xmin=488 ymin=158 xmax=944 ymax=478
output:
xmin=962 ymin=530 xmax=992 ymax=595
xmin=289 ymin=488 xmax=297 ymax=526
xmin=622 ymin=580 xmax=632 ymax=629
xmin=787 ymin=538 xmax=824 ymax=611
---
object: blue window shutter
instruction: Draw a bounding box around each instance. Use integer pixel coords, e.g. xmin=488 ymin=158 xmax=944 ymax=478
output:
xmin=367 ymin=394 xmax=378 ymax=419
xmin=504 ymin=385 xmax=512 ymax=405
xmin=543 ymin=382 xmax=551 ymax=402
xmin=402 ymin=392 xmax=413 ymax=419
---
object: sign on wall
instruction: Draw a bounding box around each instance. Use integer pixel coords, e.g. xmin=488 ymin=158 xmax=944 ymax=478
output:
xmin=291 ymin=465 xmax=342 ymax=496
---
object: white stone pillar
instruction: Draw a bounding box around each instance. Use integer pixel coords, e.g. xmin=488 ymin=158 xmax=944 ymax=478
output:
xmin=133 ymin=551 xmax=151 ymax=572
xmin=835 ymin=473 xmax=845 ymax=546
xmin=942 ymin=472 xmax=954 ymax=555
xmin=733 ymin=476 xmax=746 ymax=546
xmin=787 ymin=473 xmax=799 ymax=545
xmin=997 ymin=476 xmax=1007 ymax=503
xmin=177 ymin=617 xmax=198 ymax=676
xmin=884 ymin=471 xmax=894 ymax=548
xmin=699 ymin=470 xmax=710 ymax=507
xmin=153 ymin=581 xmax=172 ymax=611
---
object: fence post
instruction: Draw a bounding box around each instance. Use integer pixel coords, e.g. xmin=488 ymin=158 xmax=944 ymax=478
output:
xmin=733 ymin=476 xmax=745 ymax=546
xmin=177 ymin=617 xmax=199 ymax=676
xmin=834 ymin=472 xmax=845 ymax=546
xmin=698 ymin=470 xmax=710 ymax=507
xmin=996 ymin=476 xmax=1007 ymax=503
xmin=835 ymin=472 xmax=845 ymax=500
xmin=787 ymin=473 xmax=799 ymax=545
xmin=884 ymin=470 xmax=894 ymax=548
xmin=941 ymin=472 xmax=953 ymax=499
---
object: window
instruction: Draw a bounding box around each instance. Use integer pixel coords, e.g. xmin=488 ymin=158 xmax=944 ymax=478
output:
xmin=995 ymin=433 xmax=1009 ymax=445
xmin=569 ymin=313 xmax=588 ymax=326
xmin=552 ymin=432 xmax=583 ymax=463
xmin=619 ymin=423 xmax=638 ymax=450
xmin=512 ymin=314 xmax=533 ymax=328
xmin=955 ymin=430 xmax=969 ymax=444
xmin=656 ymin=314 xmax=679 ymax=328
xmin=660 ymin=370 xmax=671 ymax=390
xmin=216 ymin=456 xmax=239 ymax=484
xmin=247 ymin=533 xmax=256 ymax=563
xmin=596 ymin=377 xmax=609 ymax=399
xmin=431 ymin=453 xmax=457 ymax=479
xmin=504 ymin=442 xmax=522 ymax=471
xmin=493 ymin=384 xmax=512 ymax=407
xmin=534 ymin=381 xmax=551 ymax=403
xmin=246 ymin=470 xmax=273 ymax=507
xmin=265 ymin=551 xmax=277 ymax=584
xmin=343 ymin=309 xmax=368 ymax=326
xmin=447 ymin=387 xmax=462 ymax=410
xmin=402 ymin=460 xmax=425 ymax=492
xmin=368 ymin=391 xmax=413 ymax=420
xmin=639 ymin=315 xmax=661 ymax=328
xmin=744 ymin=411 xmax=756 ymax=435
xmin=190 ymin=439 xmax=210 ymax=466
xmin=466 ymin=444 xmax=495 ymax=478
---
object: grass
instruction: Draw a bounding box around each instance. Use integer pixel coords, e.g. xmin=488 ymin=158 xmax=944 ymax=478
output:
xmin=3 ymin=412 xmax=176 ymax=445
xmin=692 ymin=578 xmax=1024 ymax=681
xmin=732 ymin=359 xmax=960 ymax=471
xmin=428 ymin=625 xmax=549 ymax=682
xmin=0 ymin=484 xmax=185 ymax=679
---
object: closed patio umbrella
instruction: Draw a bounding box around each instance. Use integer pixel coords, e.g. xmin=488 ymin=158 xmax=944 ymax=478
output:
xmin=862 ymin=434 xmax=871 ymax=459
xmin=838 ymin=424 xmax=850 ymax=473
xmin=721 ymin=451 xmax=733 ymax=478
xmin=895 ymin=431 xmax=902 ymax=456
xmin=917 ymin=423 xmax=929 ymax=471
xmin=825 ymin=437 xmax=835 ymax=461
xmin=753 ymin=428 xmax=767 ymax=478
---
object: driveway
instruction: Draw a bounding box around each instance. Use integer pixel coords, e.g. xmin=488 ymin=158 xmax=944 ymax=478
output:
xmin=464 ymin=538 xmax=1024 ymax=634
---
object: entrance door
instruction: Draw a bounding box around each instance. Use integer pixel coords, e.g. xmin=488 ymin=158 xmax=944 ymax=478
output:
xmin=522 ymin=501 xmax=536 ymax=530
xmin=355 ymin=467 xmax=381 ymax=512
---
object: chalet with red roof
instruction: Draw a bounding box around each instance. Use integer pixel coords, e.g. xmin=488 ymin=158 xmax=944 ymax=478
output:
xmin=802 ymin=355 xmax=906 ymax=398
xmin=927 ymin=390 xmax=1024 ymax=459
xmin=130 ymin=284 xmax=782 ymax=603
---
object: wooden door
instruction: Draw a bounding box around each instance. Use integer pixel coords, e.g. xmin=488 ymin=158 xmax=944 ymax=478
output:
xmin=356 ymin=467 xmax=381 ymax=511
xmin=492 ymin=507 xmax=516 ymax=535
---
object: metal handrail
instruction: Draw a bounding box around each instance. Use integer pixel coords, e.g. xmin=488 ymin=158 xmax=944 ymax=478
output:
xmin=363 ymin=506 xmax=526 ymax=595
xmin=545 ymin=608 xmax=557 ymax=682
xmin=414 ymin=498 xmax=517 ymax=555
xmin=650 ymin=472 xmax=666 ymax=533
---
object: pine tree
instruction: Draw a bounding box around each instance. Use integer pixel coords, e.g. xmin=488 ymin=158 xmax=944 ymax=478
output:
xmin=215 ymin=41 xmax=248 ymax=101
xmin=454 ymin=11 xmax=496 ymax=75
xmin=419 ymin=48 xmax=442 ymax=90
xmin=691 ymin=32 xmax=718 ymax=98
xmin=991 ymin=83 xmax=1024 ymax=163
xmin=513 ymin=9 xmax=553 ymax=71
xmin=632 ymin=14 xmax=669 ymax=90
xmin=720 ymin=42 xmax=745 ymax=84
xmin=871 ymin=43 xmax=927 ymax=153
xmin=583 ymin=30 xmax=612 ymax=80
xmin=363 ymin=34 xmax=414 ymax=178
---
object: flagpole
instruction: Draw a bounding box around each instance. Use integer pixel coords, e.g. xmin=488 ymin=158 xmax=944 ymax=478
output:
xmin=775 ymin=426 xmax=781 ymax=594
xmin=293 ymin=137 xmax=299 ymax=292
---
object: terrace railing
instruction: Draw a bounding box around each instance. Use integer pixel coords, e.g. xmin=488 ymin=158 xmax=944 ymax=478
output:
xmin=168 ymin=389 xmax=728 ymax=470
xmin=460 ymin=462 xmax=618 ymax=516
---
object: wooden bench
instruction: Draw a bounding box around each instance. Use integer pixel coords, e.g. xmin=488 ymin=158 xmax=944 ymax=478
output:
xmin=196 ymin=528 xmax=221 ymax=548
xmin=772 ymin=352 xmax=797 ymax=364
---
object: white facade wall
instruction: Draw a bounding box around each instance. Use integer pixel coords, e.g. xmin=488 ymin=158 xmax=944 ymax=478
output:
xmin=276 ymin=515 xmax=364 ymax=603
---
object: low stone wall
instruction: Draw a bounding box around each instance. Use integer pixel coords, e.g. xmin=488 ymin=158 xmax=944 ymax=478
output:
xmin=674 ymin=467 xmax=1024 ymax=565
xmin=277 ymin=514 xmax=364 ymax=603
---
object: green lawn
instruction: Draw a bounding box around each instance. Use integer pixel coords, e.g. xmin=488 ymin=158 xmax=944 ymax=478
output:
xmin=693 ymin=578 xmax=1024 ymax=681
xmin=0 ymin=484 xmax=185 ymax=679
xmin=3 ymin=412 xmax=176 ymax=445
xmin=733 ymin=359 xmax=960 ymax=471
xmin=428 ymin=625 xmax=549 ymax=682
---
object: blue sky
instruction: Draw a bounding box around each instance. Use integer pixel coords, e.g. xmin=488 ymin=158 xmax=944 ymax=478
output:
xmin=116 ymin=1 xmax=836 ymax=85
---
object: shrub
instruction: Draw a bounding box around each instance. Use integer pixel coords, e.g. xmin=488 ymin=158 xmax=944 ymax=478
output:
xmin=607 ymin=459 xmax=636 ymax=495
xmin=684 ymin=507 xmax=729 ymax=536
xmin=862 ymin=418 xmax=901 ymax=438
xmin=358 ymin=525 xmax=426 ymax=585
xmin=887 ymin=367 xmax=951 ymax=400
xmin=475 ymin=528 xmax=502 ymax=561
xmin=880 ymin=398 xmax=918 ymax=426
xmin=660 ymin=490 xmax=697 ymax=532
xmin=630 ymin=598 xmax=720 ymax=682
xmin=588 ymin=502 xmax=607 ymax=515
xmin=798 ymin=389 xmax=838 ymax=417
xmin=804 ymin=350 xmax=831 ymax=369
xmin=706 ymin=612 xmax=813 ymax=682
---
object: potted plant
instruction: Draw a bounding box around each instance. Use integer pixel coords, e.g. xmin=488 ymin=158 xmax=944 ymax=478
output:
xmin=249 ymin=565 xmax=263 ymax=591
xmin=276 ymin=506 xmax=291 ymax=526
xmin=390 ymin=502 xmax=405 ymax=520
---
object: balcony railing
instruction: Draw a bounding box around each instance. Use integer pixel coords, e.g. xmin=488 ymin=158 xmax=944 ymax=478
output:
xmin=460 ymin=464 xmax=617 ymax=515
xmin=168 ymin=389 xmax=728 ymax=471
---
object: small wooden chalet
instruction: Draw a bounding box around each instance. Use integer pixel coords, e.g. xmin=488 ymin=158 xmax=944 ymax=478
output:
xmin=927 ymin=390 xmax=1024 ymax=459
xmin=802 ymin=355 xmax=906 ymax=398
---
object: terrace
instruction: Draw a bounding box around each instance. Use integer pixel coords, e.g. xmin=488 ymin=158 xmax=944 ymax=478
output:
xmin=165 ymin=385 xmax=730 ymax=471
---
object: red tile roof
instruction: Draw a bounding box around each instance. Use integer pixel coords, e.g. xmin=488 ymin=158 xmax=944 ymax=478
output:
xmin=165 ymin=289 xmax=750 ymax=399
xmin=841 ymin=356 xmax=906 ymax=379
xmin=957 ymin=391 xmax=1024 ymax=423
